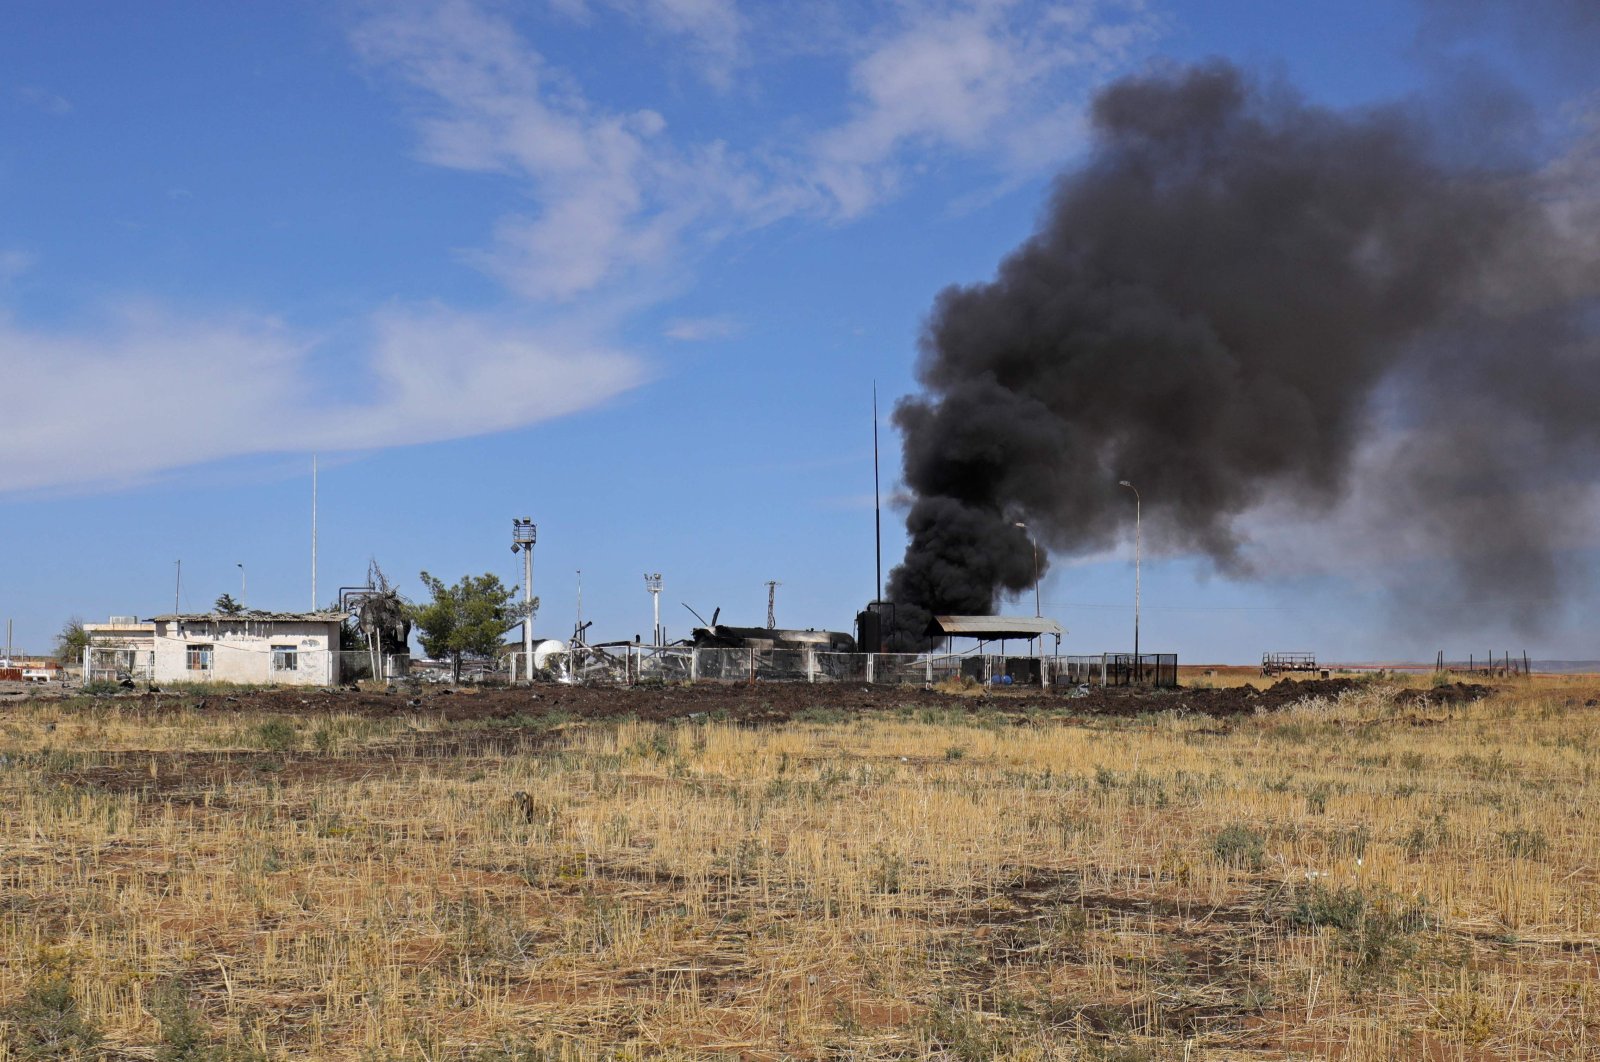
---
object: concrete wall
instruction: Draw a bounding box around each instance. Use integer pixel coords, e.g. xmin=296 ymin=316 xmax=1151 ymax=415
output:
xmin=152 ymin=619 xmax=340 ymax=686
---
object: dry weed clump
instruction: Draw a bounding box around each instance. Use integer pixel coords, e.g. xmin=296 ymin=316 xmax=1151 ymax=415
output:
xmin=0 ymin=680 xmax=1596 ymax=1059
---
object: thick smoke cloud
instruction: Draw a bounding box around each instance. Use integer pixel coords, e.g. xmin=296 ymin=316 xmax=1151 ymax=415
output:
xmin=886 ymin=61 xmax=1600 ymax=648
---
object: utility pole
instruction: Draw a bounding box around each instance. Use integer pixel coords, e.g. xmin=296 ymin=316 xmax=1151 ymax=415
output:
xmin=1119 ymin=481 xmax=1141 ymax=682
xmin=645 ymin=573 xmax=663 ymax=645
xmin=175 ymin=560 xmax=182 ymax=614
xmin=511 ymin=518 xmax=537 ymax=681
xmin=765 ymin=580 xmax=780 ymax=629
xmin=237 ymin=563 xmax=246 ymax=610
xmin=873 ymin=384 xmax=882 ymax=605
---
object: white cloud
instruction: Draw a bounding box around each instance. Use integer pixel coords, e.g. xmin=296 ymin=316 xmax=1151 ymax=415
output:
xmin=352 ymin=1 xmax=736 ymax=300
xmin=15 ymin=86 xmax=72 ymax=115
xmin=812 ymin=0 xmax=1158 ymax=216
xmin=547 ymin=0 xmax=745 ymax=85
xmin=663 ymin=314 xmax=739 ymax=340
xmin=0 ymin=248 xmax=33 ymax=285
xmin=352 ymin=1 xmax=1155 ymax=295
xmin=0 ymin=303 xmax=644 ymax=494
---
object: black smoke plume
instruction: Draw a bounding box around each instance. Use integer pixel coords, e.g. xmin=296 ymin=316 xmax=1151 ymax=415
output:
xmin=886 ymin=61 xmax=1600 ymax=649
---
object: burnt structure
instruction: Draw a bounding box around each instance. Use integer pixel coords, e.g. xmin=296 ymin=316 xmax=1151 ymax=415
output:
xmin=689 ymin=622 xmax=856 ymax=653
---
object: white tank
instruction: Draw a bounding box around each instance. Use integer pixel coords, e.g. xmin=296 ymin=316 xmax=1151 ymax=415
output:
xmin=532 ymin=639 xmax=568 ymax=671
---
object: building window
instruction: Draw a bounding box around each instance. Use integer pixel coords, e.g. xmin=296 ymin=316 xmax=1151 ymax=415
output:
xmin=186 ymin=644 xmax=213 ymax=671
xmin=271 ymin=645 xmax=298 ymax=672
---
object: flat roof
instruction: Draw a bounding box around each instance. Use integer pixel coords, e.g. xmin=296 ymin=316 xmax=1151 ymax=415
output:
xmin=149 ymin=611 xmax=347 ymax=623
xmin=932 ymin=615 xmax=1065 ymax=639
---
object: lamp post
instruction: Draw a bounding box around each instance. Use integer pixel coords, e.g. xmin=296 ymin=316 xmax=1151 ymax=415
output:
xmin=1118 ymin=481 xmax=1140 ymax=681
xmin=645 ymin=573 xmax=663 ymax=646
xmin=1012 ymin=522 xmax=1040 ymax=618
xmin=511 ymin=518 xmax=537 ymax=682
xmin=237 ymin=563 xmax=246 ymax=610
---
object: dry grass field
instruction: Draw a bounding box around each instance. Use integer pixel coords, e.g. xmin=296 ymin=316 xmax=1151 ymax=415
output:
xmin=1 ymin=677 xmax=1597 ymax=1060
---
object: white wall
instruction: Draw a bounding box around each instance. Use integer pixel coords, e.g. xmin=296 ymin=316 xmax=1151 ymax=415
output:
xmin=152 ymin=619 xmax=340 ymax=686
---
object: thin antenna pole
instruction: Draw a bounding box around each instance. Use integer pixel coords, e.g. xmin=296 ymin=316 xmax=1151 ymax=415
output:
xmin=312 ymin=455 xmax=318 ymax=611
xmin=873 ymin=383 xmax=882 ymax=605
xmin=175 ymin=560 xmax=182 ymax=614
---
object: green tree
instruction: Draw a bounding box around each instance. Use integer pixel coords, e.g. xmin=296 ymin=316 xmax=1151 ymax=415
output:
xmin=53 ymin=618 xmax=89 ymax=667
xmin=409 ymin=571 xmax=524 ymax=682
xmin=213 ymin=593 xmax=243 ymax=616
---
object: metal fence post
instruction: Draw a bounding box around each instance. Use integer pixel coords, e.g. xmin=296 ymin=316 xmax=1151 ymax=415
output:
xmin=925 ymin=655 xmax=933 ymax=685
xmin=748 ymin=647 xmax=755 ymax=685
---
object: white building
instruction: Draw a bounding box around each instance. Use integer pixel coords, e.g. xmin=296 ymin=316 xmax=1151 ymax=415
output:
xmin=86 ymin=613 xmax=345 ymax=686
xmin=149 ymin=612 xmax=345 ymax=685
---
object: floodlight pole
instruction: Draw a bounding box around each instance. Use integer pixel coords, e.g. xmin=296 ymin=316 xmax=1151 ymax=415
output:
xmin=645 ymin=573 xmax=663 ymax=646
xmin=512 ymin=518 xmax=537 ymax=681
xmin=1119 ymin=481 xmax=1141 ymax=681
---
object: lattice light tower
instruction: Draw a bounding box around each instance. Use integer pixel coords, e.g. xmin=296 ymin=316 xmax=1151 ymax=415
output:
xmin=511 ymin=518 xmax=537 ymax=681
xmin=765 ymin=580 xmax=781 ymax=629
xmin=645 ymin=572 xmax=663 ymax=645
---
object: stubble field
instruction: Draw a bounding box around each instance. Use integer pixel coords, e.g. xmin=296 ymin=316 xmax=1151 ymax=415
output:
xmin=0 ymin=676 xmax=1596 ymax=1060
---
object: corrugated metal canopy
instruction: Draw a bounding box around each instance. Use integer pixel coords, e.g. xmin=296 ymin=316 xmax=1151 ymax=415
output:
xmin=931 ymin=615 xmax=1064 ymax=639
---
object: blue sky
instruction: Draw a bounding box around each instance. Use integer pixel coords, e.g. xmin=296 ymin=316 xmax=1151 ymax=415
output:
xmin=2 ymin=0 xmax=1594 ymax=662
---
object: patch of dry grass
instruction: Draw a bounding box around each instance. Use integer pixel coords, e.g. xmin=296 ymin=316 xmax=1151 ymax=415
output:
xmin=0 ymin=681 xmax=1597 ymax=1059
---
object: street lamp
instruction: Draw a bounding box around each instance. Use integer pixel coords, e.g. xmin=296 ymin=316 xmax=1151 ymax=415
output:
xmin=236 ymin=563 xmax=246 ymax=610
xmin=645 ymin=573 xmax=663 ymax=646
xmin=1012 ymin=523 xmax=1040 ymax=618
xmin=1118 ymin=481 xmax=1140 ymax=681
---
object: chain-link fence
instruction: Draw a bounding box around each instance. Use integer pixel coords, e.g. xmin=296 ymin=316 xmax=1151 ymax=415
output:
xmin=1064 ymin=653 xmax=1179 ymax=688
xmin=519 ymin=645 xmax=1091 ymax=688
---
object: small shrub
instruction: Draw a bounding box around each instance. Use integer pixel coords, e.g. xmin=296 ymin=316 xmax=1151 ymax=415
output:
xmin=1498 ymin=827 xmax=1549 ymax=860
xmin=254 ymin=719 xmax=297 ymax=752
xmin=1403 ymin=814 xmax=1450 ymax=856
xmin=152 ymin=982 xmax=209 ymax=1062
xmin=0 ymin=971 xmax=102 ymax=1060
xmin=1290 ymin=883 xmax=1430 ymax=985
xmin=1212 ymin=823 xmax=1266 ymax=871
xmin=943 ymin=746 xmax=966 ymax=761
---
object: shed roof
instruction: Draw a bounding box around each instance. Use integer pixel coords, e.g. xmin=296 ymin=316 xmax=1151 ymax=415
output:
xmin=931 ymin=615 xmax=1064 ymax=639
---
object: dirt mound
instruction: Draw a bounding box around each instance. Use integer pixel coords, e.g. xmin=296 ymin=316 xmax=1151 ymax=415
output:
xmin=37 ymin=674 xmax=1489 ymax=726
xmin=1056 ymin=676 xmax=1366 ymax=718
xmin=1397 ymin=681 xmax=1492 ymax=708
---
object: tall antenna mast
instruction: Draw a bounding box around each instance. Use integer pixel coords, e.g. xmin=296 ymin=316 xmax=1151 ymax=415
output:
xmin=311 ymin=454 xmax=318 ymax=611
xmin=174 ymin=559 xmax=182 ymax=614
xmin=873 ymin=383 xmax=883 ymax=604
xmin=765 ymin=580 xmax=781 ymax=629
